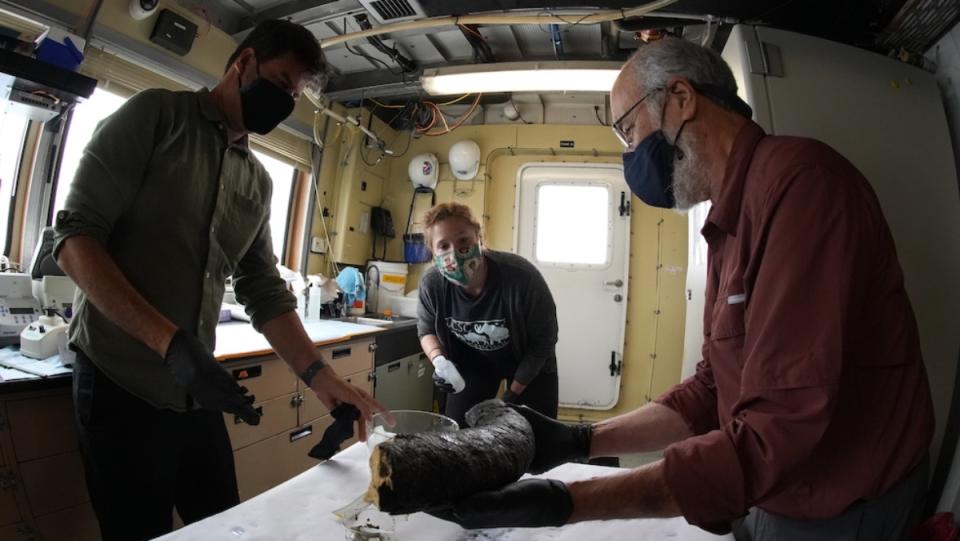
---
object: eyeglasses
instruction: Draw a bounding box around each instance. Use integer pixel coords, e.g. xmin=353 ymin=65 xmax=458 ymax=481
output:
xmin=611 ymin=89 xmax=662 ymax=149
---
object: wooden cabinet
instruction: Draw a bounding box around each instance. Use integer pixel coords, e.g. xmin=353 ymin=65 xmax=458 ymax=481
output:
xmin=19 ymin=452 xmax=88 ymax=517
xmin=6 ymin=395 xmax=76 ymax=462
xmin=0 ymin=388 xmax=100 ymax=541
xmin=233 ymin=417 xmax=333 ymax=500
xmin=225 ymin=337 xmax=375 ymax=504
xmin=225 ymin=392 xmax=299 ymax=451
xmin=0 ymin=334 xmax=377 ymax=540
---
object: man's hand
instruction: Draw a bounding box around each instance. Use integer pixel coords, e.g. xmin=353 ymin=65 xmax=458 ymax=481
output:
xmin=509 ymin=404 xmax=592 ymax=473
xmin=429 ymin=479 xmax=573 ymax=529
xmin=309 ymin=366 xmax=389 ymax=441
xmin=164 ymin=329 xmax=261 ymax=425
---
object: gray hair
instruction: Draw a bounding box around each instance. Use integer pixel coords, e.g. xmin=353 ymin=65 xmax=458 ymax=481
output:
xmin=625 ymin=37 xmax=738 ymax=113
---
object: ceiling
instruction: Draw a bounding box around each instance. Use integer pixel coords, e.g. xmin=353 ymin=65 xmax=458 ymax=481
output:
xmin=174 ymin=0 xmax=957 ymax=108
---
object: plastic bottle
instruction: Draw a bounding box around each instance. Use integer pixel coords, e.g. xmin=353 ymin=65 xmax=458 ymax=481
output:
xmin=307 ymin=284 xmax=322 ymax=321
xmin=431 ymin=355 xmax=466 ymax=393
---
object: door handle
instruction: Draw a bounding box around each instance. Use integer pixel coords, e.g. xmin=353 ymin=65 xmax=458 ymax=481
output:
xmin=603 ymin=279 xmax=623 ymax=287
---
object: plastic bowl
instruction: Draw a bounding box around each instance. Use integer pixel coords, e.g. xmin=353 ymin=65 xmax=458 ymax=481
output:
xmin=366 ymin=410 xmax=458 ymax=451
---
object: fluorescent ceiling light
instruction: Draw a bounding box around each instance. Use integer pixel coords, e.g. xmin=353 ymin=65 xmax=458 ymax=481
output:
xmin=421 ymin=62 xmax=622 ymax=95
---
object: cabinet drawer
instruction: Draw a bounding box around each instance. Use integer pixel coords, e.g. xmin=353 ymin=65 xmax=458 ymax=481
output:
xmin=0 ymin=523 xmax=30 ymax=541
xmin=19 ymin=452 xmax=88 ymax=517
xmin=233 ymin=417 xmax=332 ymax=501
xmin=227 ymin=357 xmax=297 ymax=404
xmin=301 ymin=371 xmax=373 ymax=425
xmin=7 ymin=394 xmax=77 ymax=462
xmin=35 ymin=502 xmax=100 ymax=541
xmin=225 ymin=392 xmax=299 ymax=451
xmin=0 ymin=469 xmax=19 ymax=527
xmin=323 ymin=340 xmax=373 ymax=378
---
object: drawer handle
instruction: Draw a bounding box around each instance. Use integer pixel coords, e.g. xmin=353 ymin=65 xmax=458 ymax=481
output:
xmin=232 ymin=365 xmax=262 ymax=381
xmin=331 ymin=348 xmax=351 ymax=360
xmin=290 ymin=425 xmax=313 ymax=442
xmin=291 ymin=394 xmax=304 ymax=407
xmin=234 ymin=406 xmax=263 ymax=424
xmin=387 ymin=362 xmax=401 ymax=373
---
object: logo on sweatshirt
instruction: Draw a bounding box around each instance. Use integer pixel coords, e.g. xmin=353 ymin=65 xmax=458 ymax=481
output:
xmin=445 ymin=318 xmax=510 ymax=351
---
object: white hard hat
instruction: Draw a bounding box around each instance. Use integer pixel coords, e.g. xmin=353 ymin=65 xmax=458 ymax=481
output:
xmin=408 ymin=153 xmax=439 ymax=189
xmin=449 ymin=140 xmax=481 ymax=180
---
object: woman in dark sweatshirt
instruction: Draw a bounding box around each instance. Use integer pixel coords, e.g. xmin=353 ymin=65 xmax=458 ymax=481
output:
xmin=416 ymin=202 xmax=559 ymax=426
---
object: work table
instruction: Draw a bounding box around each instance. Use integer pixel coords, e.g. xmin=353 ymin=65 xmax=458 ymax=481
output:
xmin=156 ymin=442 xmax=733 ymax=541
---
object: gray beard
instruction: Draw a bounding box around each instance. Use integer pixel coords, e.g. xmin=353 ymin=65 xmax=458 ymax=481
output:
xmin=670 ymin=134 xmax=710 ymax=210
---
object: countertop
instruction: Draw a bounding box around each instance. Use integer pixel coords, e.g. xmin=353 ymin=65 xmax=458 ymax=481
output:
xmin=0 ymin=318 xmax=390 ymax=392
xmin=155 ymin=442 xmax=733 ymax=541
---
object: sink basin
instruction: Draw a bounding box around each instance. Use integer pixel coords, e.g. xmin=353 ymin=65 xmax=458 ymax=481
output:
xmin=332 ymin=314 xmax=417 ymax=327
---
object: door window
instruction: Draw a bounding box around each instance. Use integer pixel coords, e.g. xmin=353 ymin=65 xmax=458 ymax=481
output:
xmin=534 ymin=183 xmax=610 ymax=266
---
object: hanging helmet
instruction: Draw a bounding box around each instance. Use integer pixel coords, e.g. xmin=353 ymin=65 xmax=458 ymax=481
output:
xmin=408 ymin=153 xmax=439 ymax=189
xmin=448 ymin=140 xmax=481 ymax=180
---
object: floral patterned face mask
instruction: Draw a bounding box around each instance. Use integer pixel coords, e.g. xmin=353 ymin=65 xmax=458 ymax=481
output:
xmin=434 ymin=243 xmax=483 ymax=287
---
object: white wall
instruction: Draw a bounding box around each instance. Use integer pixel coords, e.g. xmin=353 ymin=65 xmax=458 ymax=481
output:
xmin=928 ymin=24 xmax=960 ymax=184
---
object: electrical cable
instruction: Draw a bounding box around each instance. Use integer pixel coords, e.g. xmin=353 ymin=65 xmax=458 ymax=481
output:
xmin=594 ymin=105 xmax=608 ymax=126
xmin=421 ymin=93 xmax=483 ymax=136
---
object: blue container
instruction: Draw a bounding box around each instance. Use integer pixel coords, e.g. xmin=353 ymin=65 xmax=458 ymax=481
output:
xmin=403 ymin=234 xmax=431 ymax=263
xmin=37 ymin=36 xmax=83 ymax=72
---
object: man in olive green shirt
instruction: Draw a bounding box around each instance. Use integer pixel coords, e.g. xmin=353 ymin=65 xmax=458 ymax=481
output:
xmin=53 ymin=20 xmax=384 ymax=540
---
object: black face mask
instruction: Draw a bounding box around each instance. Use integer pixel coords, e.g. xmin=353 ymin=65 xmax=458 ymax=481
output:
xmin=237 ymin=58 xmax=295 ymax=135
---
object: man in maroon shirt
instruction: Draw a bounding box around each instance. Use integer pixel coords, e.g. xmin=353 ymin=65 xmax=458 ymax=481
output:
xmin=431 ymin=37 xmax=934 ymax=540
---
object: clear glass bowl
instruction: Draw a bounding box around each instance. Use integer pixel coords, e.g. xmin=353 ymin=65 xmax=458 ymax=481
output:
xmin=366 ymin=410 xmax=459 ymax=451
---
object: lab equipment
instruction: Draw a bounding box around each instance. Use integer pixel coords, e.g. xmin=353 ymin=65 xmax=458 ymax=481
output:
xmin=19 ymin=309 xmax=67 ymax=359
xmin=0 ymin=273 xmax=41 ymax=345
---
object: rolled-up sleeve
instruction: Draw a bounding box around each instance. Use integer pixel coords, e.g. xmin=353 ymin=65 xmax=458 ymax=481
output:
xmin=513 ymin=266 xmax=558 ymax=385
xmin=663 ymin=166 xmax=867 ymax=531
xmin=656 ymin=349 xmax=720 ymax=437
xmin=232 ymin=219 xmax=296 ymax=331
xmin=53 ymin=90 xmax=162 ymax=256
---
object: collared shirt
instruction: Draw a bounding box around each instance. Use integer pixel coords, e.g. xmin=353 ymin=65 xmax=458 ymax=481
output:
xmin=656 ymin=122 xmax=934 ymax=532
xmin=53 ymin=88 xmax=296 ymax=411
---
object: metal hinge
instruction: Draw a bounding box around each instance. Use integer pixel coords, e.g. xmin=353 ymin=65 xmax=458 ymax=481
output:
xmin=618 ymin=191 xmax=631 ymax=217
xmin=745 ymin=34 xmax=784 ymax=77
xmin=608 ymin=351 xmax=622 ymax=377
xmin=368 ymin=342 xmax=379 ymax=352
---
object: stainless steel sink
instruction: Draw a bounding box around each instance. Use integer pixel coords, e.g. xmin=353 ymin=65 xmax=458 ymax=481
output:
xmin=333 ymin=314 xmax=417 ymax=327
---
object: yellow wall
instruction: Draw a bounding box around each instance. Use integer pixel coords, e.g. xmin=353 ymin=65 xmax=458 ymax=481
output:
xmin=311 ymin=117 xmax=689 ymax=421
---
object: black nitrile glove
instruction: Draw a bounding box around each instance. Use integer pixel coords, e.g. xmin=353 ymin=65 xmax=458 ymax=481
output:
xmin=432 ymin=372 xmax=455 ymax=394
xmin=501 ymin=389 xmax=520 ymax=404
xmin=308 ymin=403 xmax=360 ymax=460
xmin=164 ymin=329 xmax=261 ymax=425
xmin=429 ymin=479 xmax=573 ymax=529
xmin=508 ymin=404 xmax=591 ymax=474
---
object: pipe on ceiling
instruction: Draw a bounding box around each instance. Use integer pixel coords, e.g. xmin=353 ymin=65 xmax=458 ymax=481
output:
xmin=317 ymin=0 xmax=680 ymax=48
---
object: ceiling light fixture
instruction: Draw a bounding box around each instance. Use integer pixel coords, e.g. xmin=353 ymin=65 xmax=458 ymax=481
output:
xmin=420 ymin=61 xmax=623 ymax=95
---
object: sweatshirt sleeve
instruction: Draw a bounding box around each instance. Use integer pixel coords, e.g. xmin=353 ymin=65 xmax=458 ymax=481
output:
xmin=512 ymin=260 xmax=558 ymax=385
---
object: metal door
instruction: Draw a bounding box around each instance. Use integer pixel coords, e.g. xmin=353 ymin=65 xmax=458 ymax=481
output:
xmin=515 ymin=163 xmax=631 ymax=409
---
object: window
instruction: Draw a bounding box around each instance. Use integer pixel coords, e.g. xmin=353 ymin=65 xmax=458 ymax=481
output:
xmin=52 ymin=87 xmax=127 ymax=217
xmin=50 ymin=88 xmax=299 ymax=264
xmin=534 ymin=183 xmax=610 ymax=265
xmin=252 ymin=150 xmax=296 ymax=263
xmin=0 ymin=110 xmax=29 ymax=255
